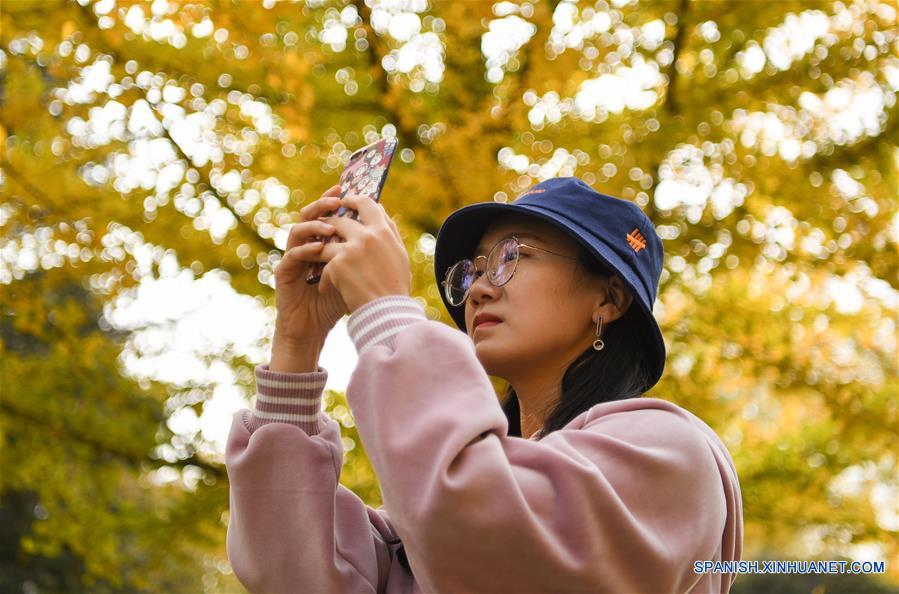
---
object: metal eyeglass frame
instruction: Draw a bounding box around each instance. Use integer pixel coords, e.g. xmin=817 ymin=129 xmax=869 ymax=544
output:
xmin=441 ymin=234 xmax=580 ymax=307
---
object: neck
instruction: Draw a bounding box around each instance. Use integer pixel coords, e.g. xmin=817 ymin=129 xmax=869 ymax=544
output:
xmin=507 ymin=333 xmax=596 ymax=438
xmin=510 ymin=370 xmax=563 ymax=439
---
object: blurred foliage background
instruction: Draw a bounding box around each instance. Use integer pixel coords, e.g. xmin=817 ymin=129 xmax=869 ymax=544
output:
xmin=1 ymin=0 xmax=897 ymax=592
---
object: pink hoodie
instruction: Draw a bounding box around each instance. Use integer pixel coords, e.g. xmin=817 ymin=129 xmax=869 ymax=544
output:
xmin=226 ymin=296 xmax=743 ymax=593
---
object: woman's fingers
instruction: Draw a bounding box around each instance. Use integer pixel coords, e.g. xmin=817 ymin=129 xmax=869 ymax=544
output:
xmin=338 ymin=192 xmax=382 ymax=226
xmin=276 ymin=240 xmax=329 ymax=279
xmin=318 ymin=263 xmax=333 ymax=295
xmin=285 ymin=220 xmax=337 ymax=252
xmin=381 ymin=203 xmax=403 ymax=245
xmin=298 ymin=189 xmax=342 ymax=223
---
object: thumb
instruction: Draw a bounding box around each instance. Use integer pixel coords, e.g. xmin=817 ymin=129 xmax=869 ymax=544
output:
xmin=278 ymin=242 xmax=323 ymax=279
xmin=319 ymin=263 xmax=333 ymax=295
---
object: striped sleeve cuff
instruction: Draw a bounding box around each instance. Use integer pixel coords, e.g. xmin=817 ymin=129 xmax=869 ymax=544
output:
xmin=346 ymin=295 xmax=428 ymax=354
xmin=247 ymin=363 xmax=329 ymax=435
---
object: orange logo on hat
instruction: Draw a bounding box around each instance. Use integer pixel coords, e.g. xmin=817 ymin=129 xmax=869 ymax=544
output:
xmin=627 ymin=228 xmax=646 ymax=253
xmin=516 ymin=188 xmax=546 ymax=201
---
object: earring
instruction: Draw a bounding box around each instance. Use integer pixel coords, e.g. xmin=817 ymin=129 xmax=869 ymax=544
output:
xmin=593 ymin=316 xmax=605 ymax=351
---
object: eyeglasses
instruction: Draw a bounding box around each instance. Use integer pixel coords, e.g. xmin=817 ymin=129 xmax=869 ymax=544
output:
xmin=441 ymin=235 xmax=579 ymax=307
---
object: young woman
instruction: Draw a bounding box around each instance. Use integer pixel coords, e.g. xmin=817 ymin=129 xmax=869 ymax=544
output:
xmin=225 ymin=176 xmax=743 ymax=593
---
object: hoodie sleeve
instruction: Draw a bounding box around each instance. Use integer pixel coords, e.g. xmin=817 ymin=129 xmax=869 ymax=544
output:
xmin=224 ymin=363 xmax=405 ymax=594
xmin=343 ymin=296 xmax=742 ymax=594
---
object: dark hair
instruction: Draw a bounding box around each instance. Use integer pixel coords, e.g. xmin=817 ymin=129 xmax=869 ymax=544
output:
xmin=502 ymin=244 xmax=657 ymax=440
xmin=393 ymin=246 xmax=658 ymax=573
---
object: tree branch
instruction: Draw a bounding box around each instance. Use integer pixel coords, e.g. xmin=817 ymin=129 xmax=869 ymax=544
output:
xmin=0 ymin=399 xmax=226 ymax=480
xmin=352 ymin=0 xmax=466 ymax=211
xmin=74 ymin=1 xmax=285 ymax=105
xmin=149 ymin=103 xmax=276 ymax=254
xmin=663 ymin=0 xmax=690 ymax=116
xmin=1 ymin=159 xmax=56 ymax=223
xmin=644 ymin=0 xmax=691 ymax=225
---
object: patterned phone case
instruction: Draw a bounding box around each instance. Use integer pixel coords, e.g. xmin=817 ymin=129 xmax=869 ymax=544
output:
xmin=305 ymin=137 xmax=398 ymax=285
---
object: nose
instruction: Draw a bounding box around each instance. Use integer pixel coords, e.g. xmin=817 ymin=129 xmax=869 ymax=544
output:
xmin=466 ymin=270 xmax=501 ymax=322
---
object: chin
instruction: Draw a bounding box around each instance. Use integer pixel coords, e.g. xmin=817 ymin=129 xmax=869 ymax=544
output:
xmin=472 ymin=342 xmax=513 ymax=377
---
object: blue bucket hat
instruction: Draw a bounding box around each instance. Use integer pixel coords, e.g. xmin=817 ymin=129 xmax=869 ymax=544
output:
xmin=433 ymin=176 xmax=666 ymax=391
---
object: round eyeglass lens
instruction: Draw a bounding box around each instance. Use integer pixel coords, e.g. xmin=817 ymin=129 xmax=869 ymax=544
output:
xmin=446 ymin=259 xmax=476 ymax=306
xmin=488 ymin=238 xmax=518 ymax=285
xmin=445 ymin=238 xmax=519 ymax=306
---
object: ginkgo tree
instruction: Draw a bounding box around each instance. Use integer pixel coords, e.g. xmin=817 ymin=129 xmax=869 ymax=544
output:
xmin=2 ymin=0 xmax=897 ymax=590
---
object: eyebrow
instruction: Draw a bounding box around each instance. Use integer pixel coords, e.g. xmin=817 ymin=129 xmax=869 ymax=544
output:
xmin=473 ymin=232 xmax=543 ymax=258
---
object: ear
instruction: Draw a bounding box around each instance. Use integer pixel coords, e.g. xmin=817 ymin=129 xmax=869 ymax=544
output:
xmin=608 ymin=275 xmax=634 ymax=315
xmin=593 ymin=276 xmax=633 ymax=323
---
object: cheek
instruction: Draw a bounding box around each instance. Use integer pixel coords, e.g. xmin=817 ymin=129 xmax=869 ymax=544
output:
xmin=517 ymin=274 xmax=569 ymax=313
xmin=513 ymin=282 xmax=589 ymax=338
xmin=506 ymin=292 xmax=568 ymax=334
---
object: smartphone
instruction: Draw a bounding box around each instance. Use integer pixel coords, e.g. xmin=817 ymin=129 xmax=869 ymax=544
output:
xmin=305 ymin=136 xmax=399 ymax=285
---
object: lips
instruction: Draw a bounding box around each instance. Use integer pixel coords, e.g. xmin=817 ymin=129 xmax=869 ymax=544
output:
xmin=473 ymin=321 xmax=500 ymax=335
xmin=473 ymin=312 xmax=502 ymax=330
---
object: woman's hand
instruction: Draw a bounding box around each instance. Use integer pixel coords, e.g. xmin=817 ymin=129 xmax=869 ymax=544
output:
xmin=316 ymin=192 xmax=412 ymax=315
xmin=273 ymin=184 xmax=349 ymax=349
